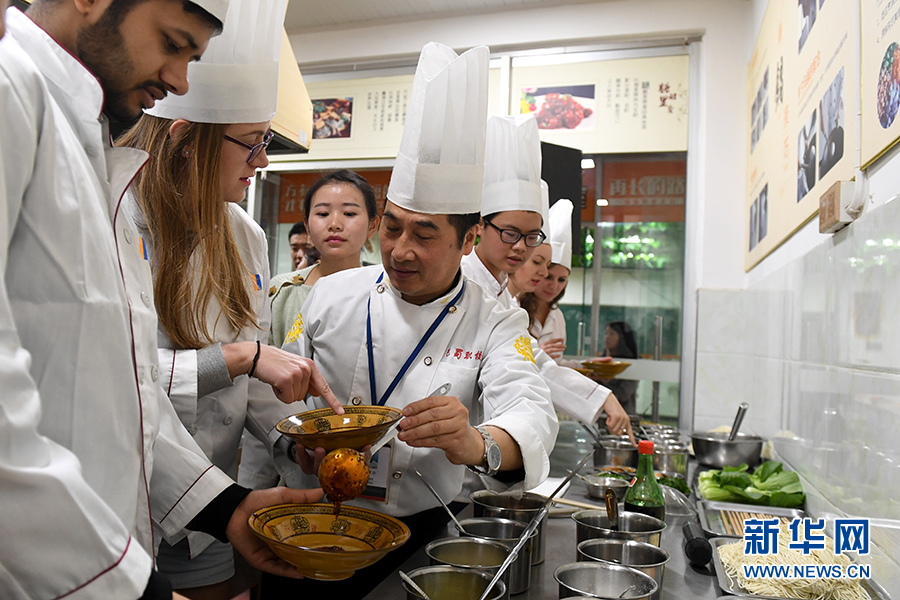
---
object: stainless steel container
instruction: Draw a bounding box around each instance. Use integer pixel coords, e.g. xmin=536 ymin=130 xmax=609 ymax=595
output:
xmin=572 ymin=510 xmax=667 ymax=547
xmin=690 ymin=431 xmax=763 ymax=468
xmin=401 ymin=565 xmax=507 ymax=600
xmin=458 ymin=517 xmax=534 ymax=594
xmin=576 ymin=539 xmax=669 ymax=600
xmin=471 ymin=490 xmax=546 ymax=565
xmin=582 ymin=476 xmax=630 ymax=502
xmin=555 ymin=561 xmax=658 ymax=600
xmin=426 ymin=537 xmax=513 ymax=600
xmin=652 ymin=442 xmax=688 ymax=476
xmin=593 ymin=439 xmax=638 ymax=469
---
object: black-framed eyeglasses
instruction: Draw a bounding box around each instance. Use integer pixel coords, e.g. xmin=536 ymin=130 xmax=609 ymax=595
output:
xmin=224 ymin=130 xmax=275 ymax=163
xmin=483 ymin=219 xmax=546 ymax=247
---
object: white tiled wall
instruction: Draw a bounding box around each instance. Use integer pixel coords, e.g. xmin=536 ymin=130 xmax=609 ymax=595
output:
xmin=694 ymin=198 xmax=900 ymax=596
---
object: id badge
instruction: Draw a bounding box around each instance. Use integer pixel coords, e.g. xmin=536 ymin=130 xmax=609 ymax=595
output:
xmin=359 ymin=444 xmax=392 ymax=503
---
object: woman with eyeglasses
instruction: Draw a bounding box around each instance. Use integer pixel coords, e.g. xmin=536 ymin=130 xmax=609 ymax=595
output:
xmin=118 ymin=114 xmax=341 ymax=598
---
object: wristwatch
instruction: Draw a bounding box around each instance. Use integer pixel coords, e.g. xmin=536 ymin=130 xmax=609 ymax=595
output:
xmin=467 ymin=425 xmax=502 ymax=477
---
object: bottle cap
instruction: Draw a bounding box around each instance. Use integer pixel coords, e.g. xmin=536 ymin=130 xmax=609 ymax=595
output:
xmin=638 ymin=440 xmax=655 ymax=455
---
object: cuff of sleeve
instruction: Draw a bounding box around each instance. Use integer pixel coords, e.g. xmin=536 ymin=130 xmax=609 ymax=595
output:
xmin=187 ymin=483 xmax=252 ymax=543
xmin=197 ymin=343 xmax=234 ymax=397
xmin=139 ymin=570 xmax=173 ymax=600
xmin=586 ymin=386 xmax=612 ymax=424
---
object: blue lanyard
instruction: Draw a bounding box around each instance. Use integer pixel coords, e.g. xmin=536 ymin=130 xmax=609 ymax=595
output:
xmin=366 ymin=272 xmax=466 ymax=406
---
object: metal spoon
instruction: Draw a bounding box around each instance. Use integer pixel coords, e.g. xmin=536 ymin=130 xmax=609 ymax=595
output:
xmin=618 ymin=583 xmax=638 ymax=598
xmin=399 ymin=570 xmax=432 ymax=600
xmin=365 ymin=383 xmax=451 ymax=462
xmin=727 ymin=402 xmax=749 ymax=441
xmin=578 ymin=420 xmax=601 ymax=444
xmin=413 ymin=467 xmax=467 ymax=535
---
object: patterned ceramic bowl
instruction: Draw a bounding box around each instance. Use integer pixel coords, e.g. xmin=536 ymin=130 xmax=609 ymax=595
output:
xmin=275 ymin=405 xmax=402 ymax=452
xmin=248 ymin=503 xmax=410 ymax=580
xmin=579 ymin=360 xmax=631 ymax=378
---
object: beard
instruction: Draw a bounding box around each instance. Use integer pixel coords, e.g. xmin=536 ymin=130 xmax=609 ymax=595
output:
xmin=76 ymin=11 xmax=162 ymax=124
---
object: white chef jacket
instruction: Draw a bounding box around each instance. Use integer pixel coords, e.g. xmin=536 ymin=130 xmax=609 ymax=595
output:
xmin=130 ymin=199 xmax=302 ymax=556
xmin=531 ymin=306 xmax=567 ymax=348
xmin=460 ymin=251 xmax=610 ymax=423
xmin=283 ymin=265 xmax=558 ymax=515
xmin=0 ymin=9 xmax=232 ymax=599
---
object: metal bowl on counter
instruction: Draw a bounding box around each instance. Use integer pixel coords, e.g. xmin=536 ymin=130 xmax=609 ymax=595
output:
xmin=576 ymin=539 xmax=669 ymax=600
xmin=582 ymin=475 xmax=630 ymax=501
xmin=572 ymin=510 xmax=666 ymax=547
xmin=690 ymin=431 xmax=763 ymax=468
xmin=401 ymin=565 xmax=507 ymax=600
xmin=556 ymin=562 xmax=658 ymax=600
xmin=593 ymin=439 xmax=638 ymax=469
xmin=458 ymin=517 xmax=534 ymax=594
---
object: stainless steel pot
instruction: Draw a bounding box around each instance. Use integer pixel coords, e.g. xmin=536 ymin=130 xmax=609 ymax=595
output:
xmin=576 ymin=539 xmax=669 ymax=600
xmin=555 ymin=561 xmax=658 ymax=600
xmin=401 ymin=565 xmax=507 ymax=600
xmin=593 ymin=439 xmax=638 ymax=469
xmin=690 ymin=431 xmax=763 ymax=468
xmin=470 ymin=490 xmax=546 ymax=565
xmin=426 ymin=537 xmax=513 ymax=600
xmin=458 ymin=517 xmax=534 ymax=594
xmin=652 ymin=442 xmax=688 ymax=476
xmin=572 ymin=510 xmax=667 ymax=547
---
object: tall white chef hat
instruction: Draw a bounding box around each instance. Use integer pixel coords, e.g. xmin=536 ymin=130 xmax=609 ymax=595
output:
xmin=481 ymin=114 xmax=543 ymax=220
xmin=189 ymin=0 xmax=230 ymax=24
xmin=540 ymin=180 xmax=550 ymax=234
xmin=387 ymin=42 xmax=489 ymax=215
xmin=549 ymin=199 xmax=574 ymax=271
xmin=146 ymin=0 xmax=287 ymax=124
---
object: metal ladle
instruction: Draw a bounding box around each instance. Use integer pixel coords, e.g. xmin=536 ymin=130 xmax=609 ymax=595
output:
xmin=727 ymin=403 xmax=750 ymax=441
xmin=413 ymin=468 xmax=467 ymax=535
xmin=399 ymin=570 xmax=433 ymax=600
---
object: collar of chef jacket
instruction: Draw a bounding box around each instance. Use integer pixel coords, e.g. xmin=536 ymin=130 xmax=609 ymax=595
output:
xmin=380 ymin=266 xmax=467 ymax=307
xmin=460 ymin=251 xmax=510 ymax=306
xmin=8 ymin=9 xmax=104 ymax=131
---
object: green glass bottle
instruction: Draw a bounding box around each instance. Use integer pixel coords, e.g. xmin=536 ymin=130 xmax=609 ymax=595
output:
xmin=624 ymin=440 xmax=666 ymax=520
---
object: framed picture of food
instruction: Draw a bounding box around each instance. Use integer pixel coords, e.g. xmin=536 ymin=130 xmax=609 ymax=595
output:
xmin=313 ymin=97 xmax=353 ymax=139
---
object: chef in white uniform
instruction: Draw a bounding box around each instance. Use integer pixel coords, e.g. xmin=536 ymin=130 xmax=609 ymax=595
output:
xmin=0 ymin=2 xmax=327 ymax=599
xmin=274 ymin=42 xmax=557 ymax=600
xmin=532 ymin=199 xmax=575 ymax=345
xmin=460 ymin=115 xmax=633 ymax=435
xmin=125 ymin=0 xmax=322 ymax=591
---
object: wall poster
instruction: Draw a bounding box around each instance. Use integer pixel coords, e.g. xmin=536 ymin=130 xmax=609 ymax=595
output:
xmin=511 ymin=55 xmax=689 ymax=154
xmin=861 ymin=0 xmax=900 ymax=166
xmin=745 ymin=0 xmax=856 ymax=270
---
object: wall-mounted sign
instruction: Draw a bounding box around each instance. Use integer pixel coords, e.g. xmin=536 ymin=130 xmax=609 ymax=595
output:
xmin=861 ymin=0 xmax=900 ymax=166
xmin=511 ymin=55 xmax=689 ymax=154
xmin=745 ymin=0 xmax=856 ymax=270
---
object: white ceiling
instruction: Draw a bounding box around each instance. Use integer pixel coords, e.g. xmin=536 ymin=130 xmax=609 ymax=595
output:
xmin=285 ymin=0 xmax=600 ymax=35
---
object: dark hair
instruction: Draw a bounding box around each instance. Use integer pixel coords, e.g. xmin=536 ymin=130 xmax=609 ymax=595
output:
xmin=448 ymin=212 xmax=481 ymax=248
xmin=606 ymin=321 xmax=638 ymax=358
xmin=303 ymin=170 xmax=378 ymax=221
xmin=289 ymin=222 xmax=307 ymax=238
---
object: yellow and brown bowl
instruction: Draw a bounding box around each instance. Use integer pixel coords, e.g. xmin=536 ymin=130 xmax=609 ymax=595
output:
xmin=275 ymin=405 xmax=402 ymax=452
xmin=579 ymin=360 xmax=631 ymax=378
xmin=249 ymin=503 xmax=411 ymax=580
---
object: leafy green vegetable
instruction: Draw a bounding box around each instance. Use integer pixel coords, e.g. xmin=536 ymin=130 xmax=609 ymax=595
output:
xmin=698 ymin=461 xmax=805 ymax=508
xmin=657 ymin=475 xmax=691 ymax=495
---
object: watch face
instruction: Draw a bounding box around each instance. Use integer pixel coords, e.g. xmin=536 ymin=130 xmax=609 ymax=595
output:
xmin=487 ymin=443 xmax=502 ymax=469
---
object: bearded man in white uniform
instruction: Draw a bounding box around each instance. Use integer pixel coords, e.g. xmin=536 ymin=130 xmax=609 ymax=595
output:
xmin=272 ymin=43 xmax=557 ymax=600
xmin=0 ymin=1 xmax=337 ymax=599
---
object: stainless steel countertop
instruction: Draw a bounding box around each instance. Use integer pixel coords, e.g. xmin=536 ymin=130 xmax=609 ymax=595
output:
xmin=364 ymin=473 xmax=725 ymax=599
